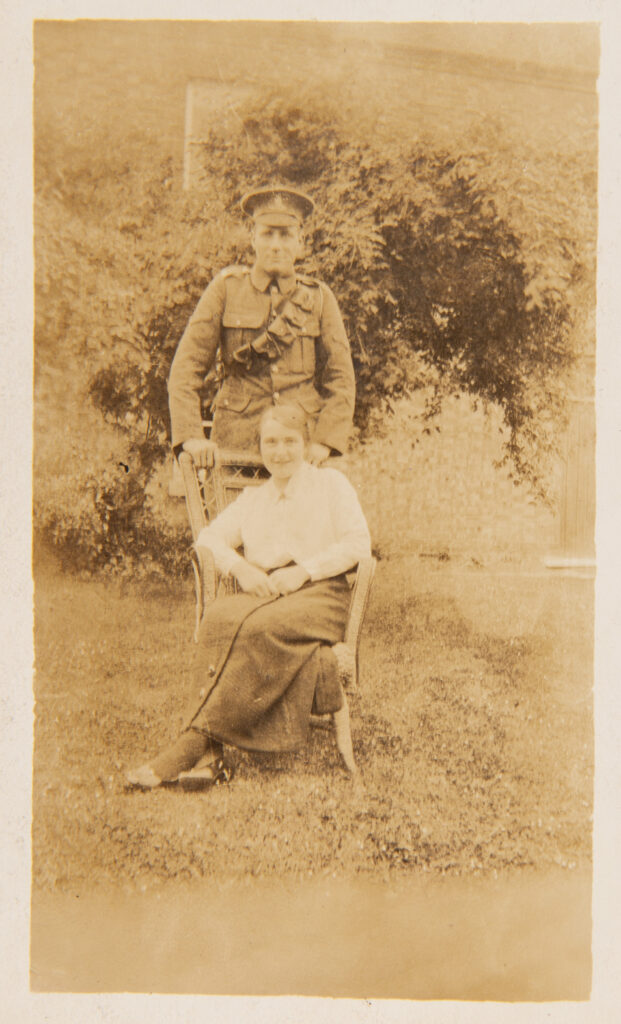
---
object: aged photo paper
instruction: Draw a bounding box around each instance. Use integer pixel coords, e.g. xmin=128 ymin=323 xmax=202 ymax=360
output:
xmin=2 ymin=1 xmax=620 ymax=1022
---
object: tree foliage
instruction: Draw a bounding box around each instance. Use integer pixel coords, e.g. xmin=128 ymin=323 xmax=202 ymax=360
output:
xmin=35 ymin=84 xmax=596 ymax=574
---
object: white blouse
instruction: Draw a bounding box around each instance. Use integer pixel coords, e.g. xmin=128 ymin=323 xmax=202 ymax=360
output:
xmin=196 ymin=462 xmax=371 ymax=581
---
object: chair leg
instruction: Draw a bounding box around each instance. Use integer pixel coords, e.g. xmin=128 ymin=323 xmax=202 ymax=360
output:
xmin=191 ymin=556 xmax=203 ymax=644
xmin=333 ymin=686 xmax=357 ymax=774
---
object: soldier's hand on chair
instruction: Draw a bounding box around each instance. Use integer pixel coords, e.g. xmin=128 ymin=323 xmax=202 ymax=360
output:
xmin=232 ymin=560 xmax=279 ymax=597
xmin=182 ymin=438 xmax=218 ymax=469
xmin=307 ymin=442 xmax=331 ymax=466
xmin=269 ymin=564 xmax=311 ymax=595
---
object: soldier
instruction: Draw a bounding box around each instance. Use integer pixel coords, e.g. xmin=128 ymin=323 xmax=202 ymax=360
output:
xmin=168 ymin=185 xmax=356 ymax=468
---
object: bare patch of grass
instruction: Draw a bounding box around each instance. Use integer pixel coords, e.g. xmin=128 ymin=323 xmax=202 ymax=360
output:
xmin=32 ymin=552 xmax=593 ymax=893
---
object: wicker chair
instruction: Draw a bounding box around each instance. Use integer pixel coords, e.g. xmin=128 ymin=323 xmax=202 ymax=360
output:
xmin=178 ymin=449 xmax=376 ymax=774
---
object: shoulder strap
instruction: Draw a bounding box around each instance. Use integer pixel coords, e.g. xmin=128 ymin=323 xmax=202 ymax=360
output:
xmin=296 ymin=272 xmax=320 ymax=288
xmin=219 ymin=264 xmax=250 ymax=280
xmin=294 ymin=274 xmax=324 ymax=318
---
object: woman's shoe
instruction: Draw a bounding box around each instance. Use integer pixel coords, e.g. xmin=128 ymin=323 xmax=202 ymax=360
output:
xmin=125 ymin=764 xmax=163 ymax=790
xmin=177 ymin=759 xmax=233 ymax=792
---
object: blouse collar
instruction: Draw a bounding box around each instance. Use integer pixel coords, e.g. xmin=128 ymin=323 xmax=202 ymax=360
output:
xmin=266 ymin=461 xmax=313 ymax=501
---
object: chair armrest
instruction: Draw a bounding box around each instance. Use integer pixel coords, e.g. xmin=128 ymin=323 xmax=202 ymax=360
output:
xmin=179 ymin=451 xmax=208 ymax=542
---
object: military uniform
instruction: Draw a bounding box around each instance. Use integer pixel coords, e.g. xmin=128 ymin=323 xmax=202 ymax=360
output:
xmin=168 ymin=186 xmax=355 ymax=455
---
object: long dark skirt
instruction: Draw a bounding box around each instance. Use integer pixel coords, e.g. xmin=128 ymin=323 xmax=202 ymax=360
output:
xmin=183 ymin=576 xmax=350 ymax=752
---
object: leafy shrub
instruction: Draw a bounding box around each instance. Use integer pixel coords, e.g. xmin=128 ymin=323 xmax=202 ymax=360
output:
xmin=35 ymin=78 xmax=595 ymax=573
xmin=35 ymin=421 xmax=190 ymax=578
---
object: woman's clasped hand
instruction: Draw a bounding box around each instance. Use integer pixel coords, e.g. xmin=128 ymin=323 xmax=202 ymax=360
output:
xmin=232 ymin=561 xmax=311 ymax=597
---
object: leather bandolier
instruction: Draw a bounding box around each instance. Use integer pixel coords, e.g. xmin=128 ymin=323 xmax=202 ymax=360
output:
xmin=168 ymin=262 xmax=354 ymax=455
xmin=213 ymin=267 xmax=325 ymax=447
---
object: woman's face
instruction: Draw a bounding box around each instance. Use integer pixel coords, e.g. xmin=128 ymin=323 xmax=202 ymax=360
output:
xmin=260 ymin=416 xmax=306 ymax=482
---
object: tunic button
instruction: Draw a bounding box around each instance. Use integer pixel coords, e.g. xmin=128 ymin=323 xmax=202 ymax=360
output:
xmin=208 ymin=665 xmax=216 ymax=676
xmin=198 ymin=688 xmax=206 ymax=698
xmin=273 ymin=392 xmax=280 ymax=401
xmin=224 ymin=399 xmax=228 ymax=407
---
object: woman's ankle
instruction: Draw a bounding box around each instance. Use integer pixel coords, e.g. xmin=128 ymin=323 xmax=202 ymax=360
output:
xmin=148 ymin=729 xmax=209 ymax=782
xmin=192 ymin=740 xmax=224 ymax=770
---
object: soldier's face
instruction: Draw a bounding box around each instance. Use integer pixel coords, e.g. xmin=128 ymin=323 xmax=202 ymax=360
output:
xmin=252 ymin=223 xmax=302 ymax=276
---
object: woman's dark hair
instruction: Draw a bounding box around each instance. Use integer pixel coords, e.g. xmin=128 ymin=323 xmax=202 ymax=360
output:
xmin=258 ymin=403 xmax=311 ymax=442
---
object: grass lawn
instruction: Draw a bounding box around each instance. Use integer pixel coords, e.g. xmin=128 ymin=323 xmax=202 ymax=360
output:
xmin=32 ymin=546 xmax=593 ymax=895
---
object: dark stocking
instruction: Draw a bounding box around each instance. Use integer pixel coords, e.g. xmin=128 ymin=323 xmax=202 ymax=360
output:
xmin=148 ymin=728 xmax=209 ymax=782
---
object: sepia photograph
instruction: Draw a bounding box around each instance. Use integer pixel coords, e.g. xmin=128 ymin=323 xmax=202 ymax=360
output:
xmin=15 ymin=9 xmax=613 ymax=1013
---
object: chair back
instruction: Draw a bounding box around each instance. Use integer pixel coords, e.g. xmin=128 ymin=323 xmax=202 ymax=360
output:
xmin=178 ymin=449 xmax=269 ymax=541
xmin=210 ymin=450 xmax=270 ymax=514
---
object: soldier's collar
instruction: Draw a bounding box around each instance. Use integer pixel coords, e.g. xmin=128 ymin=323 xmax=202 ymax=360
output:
xmin=251 ymin=265 xmax=297 ymax=295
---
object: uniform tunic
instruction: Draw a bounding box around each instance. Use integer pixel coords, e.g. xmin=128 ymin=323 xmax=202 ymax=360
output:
xmin=168 ymin=264 xmax=355 ymax=455
xmin=184 ymin=463 xmax=371 ymax=751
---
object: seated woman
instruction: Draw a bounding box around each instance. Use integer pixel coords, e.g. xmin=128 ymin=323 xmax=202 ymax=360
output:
xmin=126 ymin=403 xmax=371 ymax=791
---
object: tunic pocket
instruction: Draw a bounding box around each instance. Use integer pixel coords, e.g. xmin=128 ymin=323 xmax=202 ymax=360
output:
xmin=222 ymin=309 xmax=267 ymax=329
xmin=293 ymin=386 xmax=322 ymax=419
xmin=222 ymin=309 xmax=267 ymax=365
xmin=215 ymin=377 xmax=252 ymax=413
